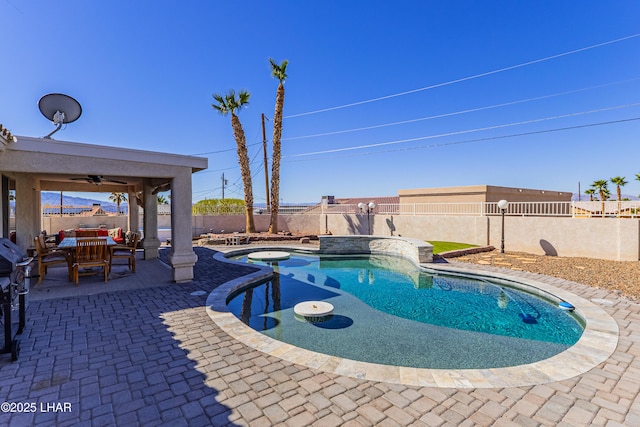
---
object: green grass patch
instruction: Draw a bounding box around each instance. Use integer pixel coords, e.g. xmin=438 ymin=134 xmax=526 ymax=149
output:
xmin=428 ymin=241 xmax=478 ymax=254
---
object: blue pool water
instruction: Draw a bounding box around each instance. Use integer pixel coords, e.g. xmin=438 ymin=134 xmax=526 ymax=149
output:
xmin=227 ymin=253 xmax=584 ymax=369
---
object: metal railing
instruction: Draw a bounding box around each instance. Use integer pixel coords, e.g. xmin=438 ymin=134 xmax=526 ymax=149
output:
xmin=42 ymin=204 xmax=128 ymax=216
xmin=484 ymin=201 xmax=574 ymax=217
xmin=36 ymin=200 xmax=640 ymax=218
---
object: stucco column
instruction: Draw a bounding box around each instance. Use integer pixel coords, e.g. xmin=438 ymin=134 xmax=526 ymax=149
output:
xmin=127 ymin=188 xmax=140 ymax=233
xmin=14 ymin=173 xmax=40 ymax=250
xmin=142 ymin=179 xmax=159 ymax=259
xmin=167 ymin=169 xmax=197 ymax=282
xmin=1 ymin=176 xmax=8 ymax=238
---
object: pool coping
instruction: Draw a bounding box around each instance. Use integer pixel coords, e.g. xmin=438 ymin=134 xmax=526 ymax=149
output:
xmin=205 ymin=246 xmax=619 ymax=389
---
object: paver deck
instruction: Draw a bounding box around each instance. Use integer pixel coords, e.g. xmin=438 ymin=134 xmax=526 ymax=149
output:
xmin=0 ymin=245 xmax=639 ymax=426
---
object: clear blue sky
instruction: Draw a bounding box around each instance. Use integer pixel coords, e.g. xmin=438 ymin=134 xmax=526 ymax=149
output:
xmin=1 ymin=1 xmax=639 ymax=203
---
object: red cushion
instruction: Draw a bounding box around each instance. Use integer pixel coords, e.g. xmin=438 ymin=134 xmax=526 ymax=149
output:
xmin=114 ymin=228 xmax=125 ymax=244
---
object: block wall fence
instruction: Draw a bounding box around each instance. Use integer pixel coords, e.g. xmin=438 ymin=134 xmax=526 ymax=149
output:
xmin=42 ymin=213 xmax=639 ymax=261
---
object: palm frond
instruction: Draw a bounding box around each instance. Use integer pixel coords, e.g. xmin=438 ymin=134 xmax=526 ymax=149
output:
xmin=269 ymin=58 xmax=288 ymax=82
xmin=212 ymin=93 xmax=229 ymax=115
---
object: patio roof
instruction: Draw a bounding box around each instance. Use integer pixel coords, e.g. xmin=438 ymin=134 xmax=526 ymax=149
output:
xmin=0 ymin=133 xmax=208 ymax=282
xmin=2 ymin=135 xmax=206 ymax=193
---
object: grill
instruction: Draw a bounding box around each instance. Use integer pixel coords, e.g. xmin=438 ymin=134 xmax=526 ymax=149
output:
xmin=0 ymin=237 xmax=32 ymax=361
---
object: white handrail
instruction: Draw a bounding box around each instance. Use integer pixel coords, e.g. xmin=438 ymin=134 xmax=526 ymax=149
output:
xmin=38 ymin=200 xmax=640 ymax=218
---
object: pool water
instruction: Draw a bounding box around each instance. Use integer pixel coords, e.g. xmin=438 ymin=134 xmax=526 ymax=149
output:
xmin=227 ymin=253 xmax=584 ymax=369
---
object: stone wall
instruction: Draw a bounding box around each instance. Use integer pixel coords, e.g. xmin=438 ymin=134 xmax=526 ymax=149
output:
xmin=319 ymin=235 xmax=433 ymax=264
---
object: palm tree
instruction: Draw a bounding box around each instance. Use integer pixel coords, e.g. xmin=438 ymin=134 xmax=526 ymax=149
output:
xmin=610 ymin=176 xmax=627 ymax=201
xmin=584 ymin=188 xmax=596 ymax=201
xmin=157 ymin=195 xmax=168 ymax=205
xmin=212 ymin=90 xmax=255 ymax=233
xmin=109 ymin=192 xmax=127 ymax=215
xmin=592 ymin=180 xmax=609 ymax=217
xmin=610 ymin=176 xmax=627 ymax=217
xmin=268 ymin=58 xmax=288 ymax=234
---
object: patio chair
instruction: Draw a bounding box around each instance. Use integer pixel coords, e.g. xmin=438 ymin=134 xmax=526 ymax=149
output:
xmin=109 ymin=232 xmax=140 ymax=273
xmin=34 ymin=235 xmax=72 ymax=285
xmin=72 ymin=238 xmax=109 ymax=285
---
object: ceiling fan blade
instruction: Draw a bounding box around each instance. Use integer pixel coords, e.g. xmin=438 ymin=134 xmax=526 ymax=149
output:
xmin=69 ymin=175 xmax=127 ymax=185
xmin=105 ymin=179 xmax=128 ymax=185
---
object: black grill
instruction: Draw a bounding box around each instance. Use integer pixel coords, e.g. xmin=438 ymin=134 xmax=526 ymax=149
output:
xmin=0 ymin=237 xmax=32 ymax=361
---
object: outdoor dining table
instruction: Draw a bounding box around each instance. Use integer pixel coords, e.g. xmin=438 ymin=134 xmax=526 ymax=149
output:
xmin=58 ymin=236 xmax=117 ymax=263
xmin=58 ymin=237 xmax=117 ymax=281
xmin=58 ymin=236 xmax=117 ymax=250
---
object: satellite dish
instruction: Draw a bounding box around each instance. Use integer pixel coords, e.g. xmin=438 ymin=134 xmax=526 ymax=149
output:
xmin=38 ymin=93 xmax=82 ymax=139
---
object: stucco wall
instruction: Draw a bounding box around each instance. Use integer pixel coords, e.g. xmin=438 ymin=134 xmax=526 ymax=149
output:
xmin=490 ymin=216 xmax=640 ymax=260
xmin=371 ymin=214 xmax=639 ymax=261
xmin=193 ymin=213 xmax=639 ymax=261
xmin=42 ymin=211 xmax=640 ymax=261
xmin=192 ymin=213 xmax=321 ymax=236
xmin=398 ymin=185 xmax=571 ymax=203
xmin=42 ymin=214 xmax=171 ymax=234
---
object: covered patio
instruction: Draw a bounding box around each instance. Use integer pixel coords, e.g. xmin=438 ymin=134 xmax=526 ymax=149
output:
xmin=0 ymin=131 xmax=207 ymax=282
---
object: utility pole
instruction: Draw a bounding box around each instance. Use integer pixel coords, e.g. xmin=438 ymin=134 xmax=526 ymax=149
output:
xmin=221 ymin=173 xmax=228 ymax=199
xmin=577 ymin=181 xmax=581 ymax=201
xmin=262 ymin=113 xmax=271 ymax=211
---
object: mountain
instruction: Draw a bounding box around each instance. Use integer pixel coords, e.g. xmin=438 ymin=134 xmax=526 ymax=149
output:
xmin=572 ymin=193 xmax=639 ymax=201
xmin=40 ymin=192 xmax=120 ymax=206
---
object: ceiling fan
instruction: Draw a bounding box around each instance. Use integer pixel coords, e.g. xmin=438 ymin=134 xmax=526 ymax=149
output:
xmin=70 ymin=175 xmax=128 ymax=185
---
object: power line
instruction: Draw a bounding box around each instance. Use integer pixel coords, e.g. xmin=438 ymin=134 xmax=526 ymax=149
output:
xmin=282 ymin=117 xmax=640 ymax=162
xmin=283 ymin=78 xmax=640 ymax=141
xmin=284 ymin=33 xmax=640 ymax=119
xmin=285 ymin=103 xmax=640 ymax=158
xmin=190 ymin=141 xmax=261 ymax=156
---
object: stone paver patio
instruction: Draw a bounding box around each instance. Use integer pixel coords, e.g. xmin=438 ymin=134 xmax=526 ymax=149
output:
xmin=0 ymin=245 xmax=639 ymax=426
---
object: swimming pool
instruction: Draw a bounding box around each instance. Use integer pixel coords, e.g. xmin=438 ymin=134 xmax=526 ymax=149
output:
xmin=226 ymin=253 xmax=584 ymax=369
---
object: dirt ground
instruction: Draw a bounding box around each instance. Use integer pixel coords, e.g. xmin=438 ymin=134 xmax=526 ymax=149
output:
xmin=451 ymin=249 xmax=640 ymax=300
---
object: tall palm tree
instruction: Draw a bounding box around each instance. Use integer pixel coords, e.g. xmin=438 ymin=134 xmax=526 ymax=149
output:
xmin=109 ymin=192 xmax=127 ymax=215
xmin=610 ymin=176 xmax=627 ymax=217
xmin=592 ymin=180 xmax=609 ymax=217
xmin=212 ymin=90 xmax=255 ymax=233
xmin=268 ymin=58 xmax=288 ymax=234
xmin=610 ymin=176 xmax=627 ymax=201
